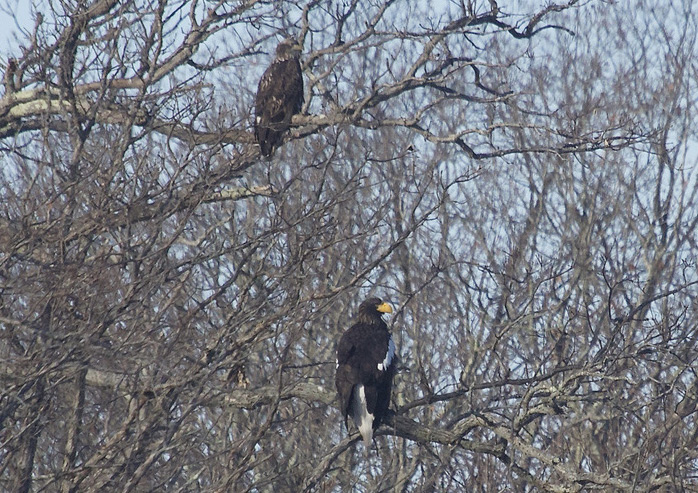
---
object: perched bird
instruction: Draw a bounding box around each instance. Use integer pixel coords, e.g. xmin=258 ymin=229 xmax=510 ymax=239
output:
xmin=335 ymin=297 xmax=397 ymax=448
xmin=254 ymin=38 xmax=304 ymax=157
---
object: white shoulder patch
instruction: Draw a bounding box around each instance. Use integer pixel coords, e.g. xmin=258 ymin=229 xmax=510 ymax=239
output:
xmin=377 ymin=336 xmax=396 ymax=371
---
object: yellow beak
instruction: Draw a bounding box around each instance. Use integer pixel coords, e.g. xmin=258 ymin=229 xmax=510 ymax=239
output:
xmin=376 ymin=302 xmax=393 ymax=314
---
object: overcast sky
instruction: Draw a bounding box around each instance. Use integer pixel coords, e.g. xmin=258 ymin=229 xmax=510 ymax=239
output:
xmin=1 ymin=1 xmax=34 ymax=51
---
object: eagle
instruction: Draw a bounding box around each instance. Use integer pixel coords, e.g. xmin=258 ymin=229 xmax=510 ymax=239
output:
xmin=254 ymin=38 xmax=304 ymax=157
xmin=335 ymin=297 xmax=397 ymax=449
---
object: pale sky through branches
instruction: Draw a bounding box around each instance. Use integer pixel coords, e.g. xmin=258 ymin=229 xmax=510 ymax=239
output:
xmin=2 ymin=1 xmax=698 ymax=491
xmin=0 ymin=1 xmax=33 ymax=49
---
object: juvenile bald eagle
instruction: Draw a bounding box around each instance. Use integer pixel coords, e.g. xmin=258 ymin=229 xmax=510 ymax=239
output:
xmin=254 ymin=38 xmax=304 ymax=157
xmin=335 ymin=297 xmax=397 ymax=448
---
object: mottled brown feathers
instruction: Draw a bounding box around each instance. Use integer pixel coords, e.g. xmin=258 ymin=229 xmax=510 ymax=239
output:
xmin=254 ymin=39 xmax=304 ymax=157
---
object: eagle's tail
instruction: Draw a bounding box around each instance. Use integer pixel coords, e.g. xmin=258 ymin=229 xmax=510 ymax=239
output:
xmin=351 ymin=384 xmax=374 ymax=449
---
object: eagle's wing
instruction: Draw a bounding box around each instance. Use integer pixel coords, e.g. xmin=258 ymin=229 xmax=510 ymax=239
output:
xmin=255 ymin=59 xmax=303 ymax=129
xmin=335 ymin=327 xmax=360 ymax=423
xmin=335 ymin=325 xmax=395 ymax=416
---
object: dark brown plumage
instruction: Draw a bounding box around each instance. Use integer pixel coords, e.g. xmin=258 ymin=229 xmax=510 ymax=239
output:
xmin=335 ymin=297 xmax=397 ymax=448
xmin=254 ymin=39 xmax=304 ymax=157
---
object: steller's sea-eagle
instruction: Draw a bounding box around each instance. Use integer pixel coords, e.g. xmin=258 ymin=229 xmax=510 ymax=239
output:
xmin=254 ymin=38 xmax=304 ymax=157
xmin=335 ymin=297 xmax=397 ymax=449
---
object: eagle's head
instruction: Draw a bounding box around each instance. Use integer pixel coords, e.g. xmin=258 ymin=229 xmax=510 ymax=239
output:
xmin=276 ymin=38 xmax=303 ymax=60
xmin=357 ymin=297 xmax=393 ymax=325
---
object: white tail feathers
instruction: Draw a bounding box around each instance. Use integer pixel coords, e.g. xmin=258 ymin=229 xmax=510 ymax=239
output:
xmin=351 ymin=384 xmax=374 ymax=448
